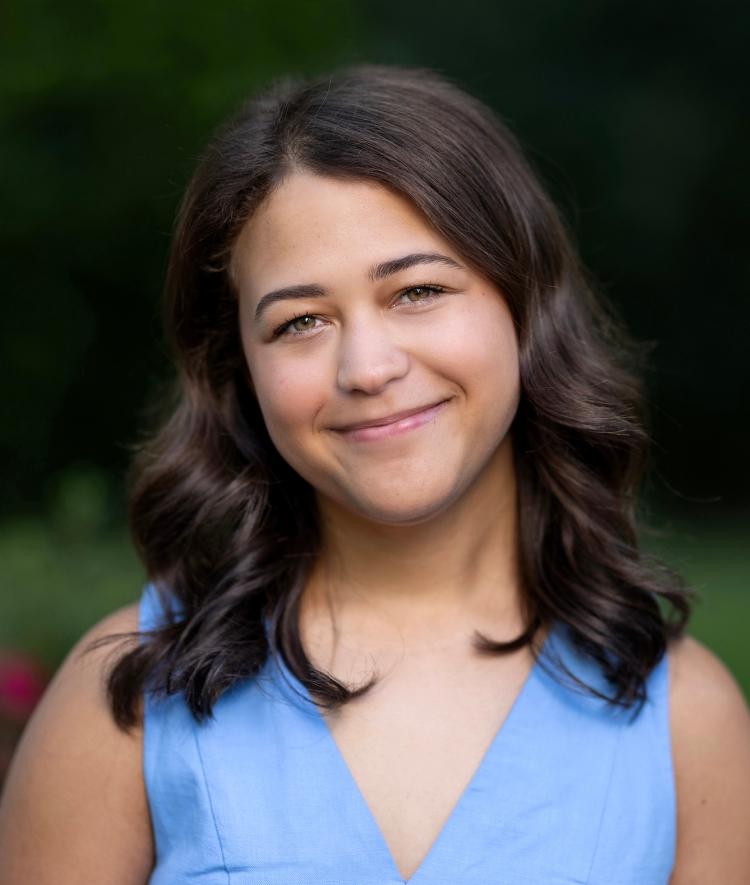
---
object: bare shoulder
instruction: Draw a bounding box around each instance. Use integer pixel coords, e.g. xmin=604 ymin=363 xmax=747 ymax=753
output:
xmin=0 ymin=603 xmax=154 ymax=885
xmin=668 ymin=634 xmax=750 ymax=884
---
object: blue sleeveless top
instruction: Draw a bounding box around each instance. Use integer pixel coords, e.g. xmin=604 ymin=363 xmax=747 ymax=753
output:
xmin=139 ymin=582 xmax=676 ymax=884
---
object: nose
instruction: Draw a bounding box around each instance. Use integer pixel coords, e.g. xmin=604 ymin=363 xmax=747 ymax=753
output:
xmin=336 ymin=318 xmax=410 ymax=395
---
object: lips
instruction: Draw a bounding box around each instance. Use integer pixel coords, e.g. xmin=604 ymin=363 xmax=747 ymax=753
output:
xmin=332 ymin=399 xmax=449 ymax=432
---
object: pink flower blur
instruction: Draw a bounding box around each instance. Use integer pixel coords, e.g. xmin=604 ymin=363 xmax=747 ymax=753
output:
xmin=0 ymin=652 xmax=48 ymax=722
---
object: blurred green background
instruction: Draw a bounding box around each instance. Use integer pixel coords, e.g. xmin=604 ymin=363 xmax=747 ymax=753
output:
xmin=1 ymin=1 xmax=747 ymax=696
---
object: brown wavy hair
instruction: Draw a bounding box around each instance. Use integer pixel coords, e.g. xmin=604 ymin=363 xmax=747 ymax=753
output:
xmin=100 ymin=64 xmax=691 ymax=728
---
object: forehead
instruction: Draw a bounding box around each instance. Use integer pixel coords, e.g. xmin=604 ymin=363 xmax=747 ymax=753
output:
xmin=230 ymin=172 xmax=456 ymax=297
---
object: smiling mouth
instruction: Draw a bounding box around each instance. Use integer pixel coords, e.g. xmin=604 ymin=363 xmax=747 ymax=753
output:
xmin=331 ymin=399 xmax=451 ymax=442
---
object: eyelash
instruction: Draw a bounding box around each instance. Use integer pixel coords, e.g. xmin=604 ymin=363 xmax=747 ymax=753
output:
xmin=271 ymin=283 xmax=448 ymax=340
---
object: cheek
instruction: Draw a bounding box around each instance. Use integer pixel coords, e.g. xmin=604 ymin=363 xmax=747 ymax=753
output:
xmin=247 ymin=350 xmax=329 ymax=448
xmin=427 ymin=296 xmax=520 ymax=405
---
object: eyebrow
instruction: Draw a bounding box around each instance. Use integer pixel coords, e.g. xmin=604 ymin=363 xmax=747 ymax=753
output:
xmin=253 ymin=251 xmax=463 ymax=322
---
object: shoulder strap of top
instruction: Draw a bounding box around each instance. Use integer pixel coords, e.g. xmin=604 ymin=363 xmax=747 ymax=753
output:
xmin=138 ymin=581 xmax=185 ymax=633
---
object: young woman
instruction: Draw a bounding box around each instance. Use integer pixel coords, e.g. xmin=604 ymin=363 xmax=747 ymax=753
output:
xmin=1 ymin=65 xmax=748 ymax=884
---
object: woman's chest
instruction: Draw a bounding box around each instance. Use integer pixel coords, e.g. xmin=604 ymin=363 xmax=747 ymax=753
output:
xmin=144 ymin=646 xmax=676 ymax=885
xmin=319 ymin=650 xmax=539 ymax=880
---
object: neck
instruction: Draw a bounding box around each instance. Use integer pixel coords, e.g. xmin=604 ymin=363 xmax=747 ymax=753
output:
xmin=302 ymin=437 xmax=525 ymax=649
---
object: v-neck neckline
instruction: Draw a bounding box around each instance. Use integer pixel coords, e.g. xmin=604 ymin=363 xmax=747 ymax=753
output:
xmin=275 ymin=622 xmax=557 ymax=884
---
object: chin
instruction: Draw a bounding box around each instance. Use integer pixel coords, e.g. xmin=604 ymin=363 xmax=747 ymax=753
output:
xmin=340 ymin=479 xmax=463 ymax=527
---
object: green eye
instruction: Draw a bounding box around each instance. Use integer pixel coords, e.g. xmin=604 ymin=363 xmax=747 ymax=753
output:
xmin=398 ymin=284 xmax=446 ymax=304
xmin=404 ymin=287 xmax=432 ymax=301
xmin=291 ymin=315 xmax=316 ymax=331
xmin=273 ymin=313 xmax=320 ymax=338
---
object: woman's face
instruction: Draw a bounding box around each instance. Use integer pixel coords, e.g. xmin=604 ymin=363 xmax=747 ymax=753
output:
xmin=232 ymin=171 xmax=520 ymax=525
